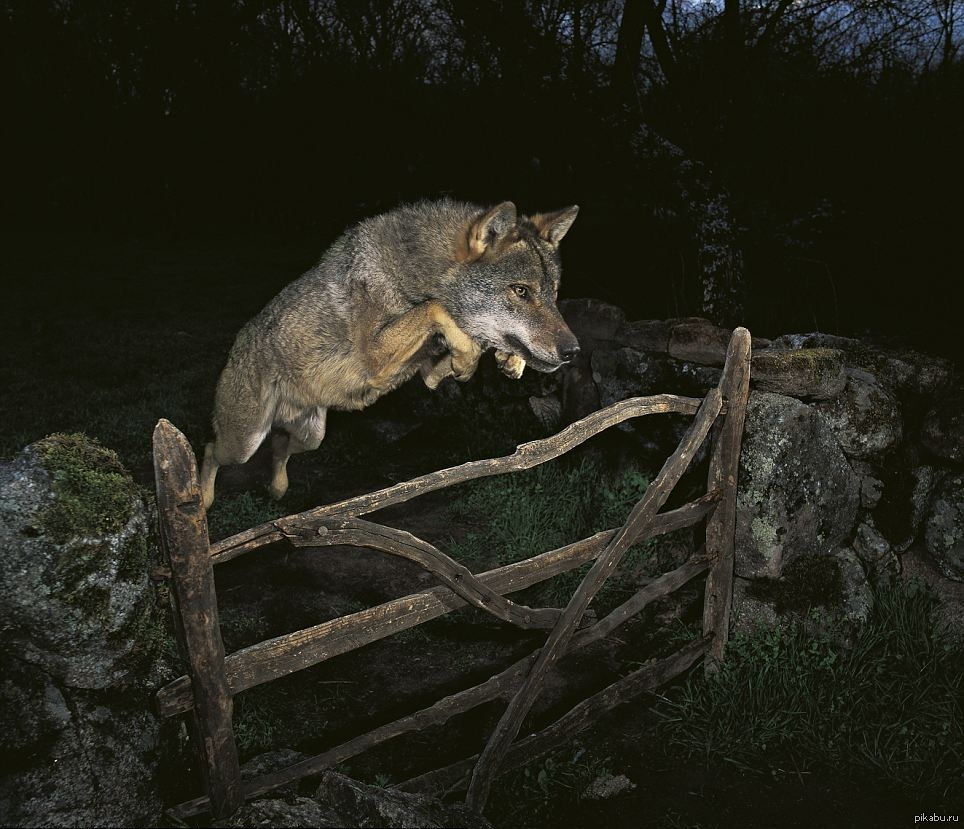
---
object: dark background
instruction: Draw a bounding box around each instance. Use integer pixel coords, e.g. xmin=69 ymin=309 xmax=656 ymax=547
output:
xmin=3 ymin=0 xmax=962 ymax=358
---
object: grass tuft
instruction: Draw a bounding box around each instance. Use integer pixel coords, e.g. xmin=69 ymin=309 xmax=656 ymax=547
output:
xmin=656 ymin=578 xmax=964 ymax=802
xmin=447 ymin=457 xmax=653 ymax=606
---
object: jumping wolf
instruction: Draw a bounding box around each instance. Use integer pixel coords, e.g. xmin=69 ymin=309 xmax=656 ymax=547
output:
xmin=200 ymin=199 xmax=580 ymax=509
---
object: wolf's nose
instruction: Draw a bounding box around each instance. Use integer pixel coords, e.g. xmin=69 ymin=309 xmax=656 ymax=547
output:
xmin=559 ymin=345 xmax=580 ymax=363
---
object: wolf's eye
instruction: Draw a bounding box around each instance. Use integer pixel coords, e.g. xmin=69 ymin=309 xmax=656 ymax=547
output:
xmin=512 ymin=285 xmax=529 ymax=299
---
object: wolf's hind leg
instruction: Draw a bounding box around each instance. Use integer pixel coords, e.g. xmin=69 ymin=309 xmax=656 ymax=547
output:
xmin=269 ymin=407 xmax=327 ymax=500
xmin=200 ymin=443 xmax=220 ymax=511
xmin=201 ymin=419 xmax=273 ymax=510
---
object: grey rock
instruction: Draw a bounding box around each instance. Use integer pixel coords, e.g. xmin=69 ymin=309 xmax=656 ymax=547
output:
xmin=216 ymin=797 xmax=343 ymax=828
xmin=529 ymin=393 xmax=564 ymax=431
xmin=666 ymin=360 xmax=723 ymax=398
xmin=835 ymin=548 xmax=875 ymax=625
xmin=591 ymin=347 xmax=667 ymax=408
xmin=667 ymin=318 xmax=732 ymax=366
xmin=0 ymin=694 xmax=165 ymax=828
xmin=750 ymin=348 xmax=846 ymax=400
xmin=730 ymin=550 xmax=872 ymax=638
xmin=317 ymin=771 xmax=494 ymax=829
xmin=560 ymin=360 xmax=601 ymax=424
xmin=853 ymin=348 xmax=954 ymax=397
xmin=559 ymin=298 xmax=626 ymax=353
xmin=925 ymin=473 xmax=964 ymax=581
xmin=921 ymin=393 xmax=964 ymax=463
xmin=616 ymin=318 xmax=671 ymax=353
xmin=736 ymin=392 xmax=860 ymax=578
xmin=730 ymin=576 xmax=780 ymax=637
xmin=769 ymin=332 xmax=860 ymax=352
xmin=582 ymin=772 xmax=637 ymax=800
xmin=874 ymin=464 xmax=936 ymax=553
xmin=815 ymin=369 xmax=902 ymax=459
xmin=901 ymin=546 xmax=964 ymax=645
xmin=850 ymin=460 xmax=884 ymax=509
xmin=852 ymin=518 xmax=898 ymax=578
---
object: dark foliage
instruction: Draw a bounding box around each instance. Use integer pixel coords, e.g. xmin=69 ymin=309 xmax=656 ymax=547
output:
xmin=2 ymin=1 xmax=962 ymax=355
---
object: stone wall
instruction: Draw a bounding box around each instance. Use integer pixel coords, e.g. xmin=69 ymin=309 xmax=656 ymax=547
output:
xmin=549 ymin=299 xmax=963 ymax=638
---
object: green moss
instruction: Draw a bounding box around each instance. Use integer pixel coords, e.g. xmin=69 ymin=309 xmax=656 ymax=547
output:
xmin=748 ymin=554 xmax=842 ymax=613
xmin=36 ymin=433 xmax=141 ymax=543
xmin=61 ymin=582 xmax=112 ymax=620
xmin=112 ymin=586 xmax=179 ymax=676
xmin=754 ymin=347 xmax=842 ymax=376
xmin=116 ymin=531 xmax=152 ymax=582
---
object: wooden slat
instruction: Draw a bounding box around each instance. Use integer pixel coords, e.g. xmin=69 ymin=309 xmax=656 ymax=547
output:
xmin=465 ymin=389 xmax=723 ymax=810
xmin=166 ymin=553 xmax=711 ymax=820
xmin=702 ymin=328 xmax=752 ymax=670
xmin=211 ymin=393 xmax=721 ymax=564
xmin=398 ymin=636 xmax=711 ymax=798
xmin=284 ymin=517 xmax=564 ymax=630
xmin=156 ymin=493 xmax=719 ymax=718
xmin=153 ymin=419 xmax=243 ymax=819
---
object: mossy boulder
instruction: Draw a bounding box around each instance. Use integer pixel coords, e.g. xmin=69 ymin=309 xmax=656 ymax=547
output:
xmin=769 ymin=332 xmax=953 ymax=396
xmin=735 ymin=392 xmax=860 ymax=579
xmin=0 ymin=434 xmax=161 ymax=689
xmin=0 ymin=433 xmax=170 ymax=827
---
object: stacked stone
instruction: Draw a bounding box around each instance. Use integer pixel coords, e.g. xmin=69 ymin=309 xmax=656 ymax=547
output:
xmin=546 ymin=299 xmax=962 ymax=639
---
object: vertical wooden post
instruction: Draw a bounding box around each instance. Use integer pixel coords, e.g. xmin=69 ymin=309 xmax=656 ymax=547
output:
xmin=153 ymin=419 xmax=244 ymax=819
xmin=702 ymin=328 xmax=752 ymax=671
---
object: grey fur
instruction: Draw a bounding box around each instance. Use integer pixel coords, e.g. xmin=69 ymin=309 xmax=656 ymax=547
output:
xmin=200 ymin=198 xmax=580 ymax=508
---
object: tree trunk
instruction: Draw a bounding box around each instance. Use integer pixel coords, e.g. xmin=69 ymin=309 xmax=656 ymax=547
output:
xmin=613 ymin=0 xmax=648 ymax=106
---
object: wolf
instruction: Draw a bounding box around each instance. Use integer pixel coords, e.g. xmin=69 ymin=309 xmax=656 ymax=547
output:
xmin=199 ymin=198 xmax=581 ymax=509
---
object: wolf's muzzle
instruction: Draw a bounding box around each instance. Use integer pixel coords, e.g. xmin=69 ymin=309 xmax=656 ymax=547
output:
xmin=558 ymin=344 xmax=580 ymax=363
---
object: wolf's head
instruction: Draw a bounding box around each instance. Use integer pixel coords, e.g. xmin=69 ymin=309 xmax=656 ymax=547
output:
xmin=447 ymin=201 xmax=580 ymax=373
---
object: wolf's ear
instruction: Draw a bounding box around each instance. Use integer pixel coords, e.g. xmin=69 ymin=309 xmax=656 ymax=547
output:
xmin=531 ymin=205 xmax=579 ymax=246
xmin=465 ymin=201 xmax=517 ymax=259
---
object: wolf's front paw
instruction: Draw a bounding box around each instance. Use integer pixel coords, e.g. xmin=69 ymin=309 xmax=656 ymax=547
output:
xmin=450 ymin=338 xmax=483 ymax=381
xmin=495 ymin=350 xmax=526 ymax=379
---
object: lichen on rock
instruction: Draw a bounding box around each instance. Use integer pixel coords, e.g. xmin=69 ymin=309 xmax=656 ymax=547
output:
xmin=735 ymin=392 xmax=860 ymax=579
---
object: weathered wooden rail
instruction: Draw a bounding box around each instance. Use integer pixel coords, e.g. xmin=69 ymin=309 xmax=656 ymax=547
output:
xmin=153 ymin=327 xmax=752 ymax=820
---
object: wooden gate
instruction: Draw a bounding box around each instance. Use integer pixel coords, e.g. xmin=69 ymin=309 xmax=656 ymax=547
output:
xmin=153 ymin=327 xmax=752 ymax=820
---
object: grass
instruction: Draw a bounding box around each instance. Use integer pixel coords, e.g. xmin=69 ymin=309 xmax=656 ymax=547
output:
xmin=447 ymin=456 xmax=654 ymax=607
xmin=655 ymin=578 xmax=964 ymax=803
xmin=206 ymin=491 xmax=289 ymax=542
xmin=487 ymin=743 xmax=612 ymax=828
